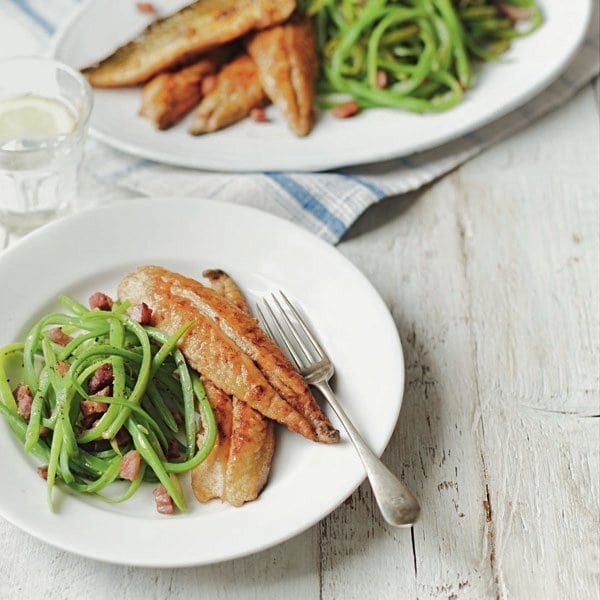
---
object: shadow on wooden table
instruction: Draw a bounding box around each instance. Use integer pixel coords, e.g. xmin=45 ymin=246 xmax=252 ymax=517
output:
xmin=316 ymin=184 xmax=449 ymax=589
xmin=342 ymin=186 xmax=432 ymax=243
xmin=316 ymin=311 xmax=447 ymax=588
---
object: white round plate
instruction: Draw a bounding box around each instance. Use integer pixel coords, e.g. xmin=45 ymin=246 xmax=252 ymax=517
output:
xmin=0 ymin=197 xmax=404 ymax=567
xmin=51 ymin=0 xmax=591 ymax=172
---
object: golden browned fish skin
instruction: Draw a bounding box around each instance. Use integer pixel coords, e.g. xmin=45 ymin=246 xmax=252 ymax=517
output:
xmin=193 ymin=272 xmax=274 ymax=507
xmin=82 ymin=0 xmax=296 ymax=87
xmin=192 ymin=383 xmax=274 ymax=506
xmin=121 ymin=266 xmax=339 ymax=443
xmin=192 ymin=379 xmax=232 ymax=502
xmin=117 ymin=266 xmax=319 ymax=441
xmin=247 ymin=13 xmax=318 ymax=136
xmin=140 ymin=52 xmax=225 ymax=130
xmin=173 ymin=272 xmax=339 ymax=443
xmin=224 ymin=397 xmax=275 ymax=506
xmin=188 ymin=54 xmax=267 ymax=135
xmin=203 ymin=269 xmax=250 ymax=313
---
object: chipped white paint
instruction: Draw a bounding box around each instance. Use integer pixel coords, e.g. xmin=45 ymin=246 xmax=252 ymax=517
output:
xmin=0 ymin=22 xmax=597 ymax=596
xmin=335 ymin=81 xmax=600 ymax=600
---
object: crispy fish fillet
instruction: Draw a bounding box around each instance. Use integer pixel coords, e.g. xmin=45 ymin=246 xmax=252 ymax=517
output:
xmin=246 ymin=13 xmax=318 ymax=136
xmin=140 ymin=52 xmax=225 ymax=130
xmin=119 ymin=266 xmax=339 ymax=443
xmin=203 ymin=269 xmax=249 ymax=312
xmin=82 ymin=0 xmax=296 ymax=87
xmin=224 ymin=396 xmax=275 ymax=505
xmin=188 ymin=54 xmax=267 ymax=135
xmin=118 ymin=266 xmax=329 ymax=442
xmin=193 ymin=272 xmax=274 ymax=507
xmin=194 ymin=377 xmax=275 ymax=506
xmin=192 ymin=380 xmax=232 ymax=502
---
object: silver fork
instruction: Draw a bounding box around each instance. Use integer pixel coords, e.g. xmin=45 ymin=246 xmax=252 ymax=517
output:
xmin=257 ymin=292 xmax=420 ymax=528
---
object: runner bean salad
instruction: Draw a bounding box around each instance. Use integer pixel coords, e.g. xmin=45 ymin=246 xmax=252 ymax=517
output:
xmin=0 ymin=293 xmax=216 ymax=514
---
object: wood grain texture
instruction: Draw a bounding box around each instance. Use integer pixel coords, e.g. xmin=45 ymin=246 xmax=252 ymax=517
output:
xmin=0 ymin=79 xmax=598 ymax=600
xmin=451 ymin=81 xmax=599 ymax=598
xmin=0 ymin=525 xmax=319 ymax=600
xmin=333 ymin=83 xmax=599 ymax=599
xmin=331 ymin=183 xmax=499 ymax=599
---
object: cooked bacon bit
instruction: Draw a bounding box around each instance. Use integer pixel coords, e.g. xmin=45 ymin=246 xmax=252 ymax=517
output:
xmin=81 ymin=438 xmax=111 ymax=453
xmin=80 ymin=399 xmax=108 ymax=417
xmin=88 ymin=363 xmax=113 ymax=394
xmin=250 ymin=107 xmax=269 ymax=123
xmin=89 ymin=292 xmax=113 ymax=311
xmin=497 ymin=3 xmax=532 ymax=21
xmin=80 ymin=414 xmax=100 ymax=430
xmin=136 ymin=2 xmax=156 ymax=14
xmin=180 ymin=24 xmax=196 ymax=38
xmin=55 ymin=361 xmax=70 ymax=376
xmin=129 ymin=302 xmax=153 ymax=325
xmin=80 ymin=386 xmax=111 ymax=421
xmin=376 ymin=70 xmax=388 ymax=89
xmin=332 ymin=101 xmax=360 ymax=119
xmin=153 ymin=484 xmax=175 ymax=514
xmin=201 ymin=75 xmax=217 ymax=96
xmin=167 ymin=439 xmax=180 ymax=460
xmin=115 ymin=428 xmax=131 ymax=447
xmin=170 ymin=407 xmax=183 ymax=426
xmin=120 ymin=450 xmax=142 ymax=481
xmin=37 ymin=466 xmax=48 ymax=480
xmin=15 ymin=384 xmax=33 ymax=422
xmin=39 ymin=426 xmax=50 ymax=438
xmin=47 ymin=327 xmax=72 ymax=347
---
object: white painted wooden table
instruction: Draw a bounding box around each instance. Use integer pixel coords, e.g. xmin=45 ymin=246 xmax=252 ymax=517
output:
xmin=0 ymin=12 xmax=598 ymax=600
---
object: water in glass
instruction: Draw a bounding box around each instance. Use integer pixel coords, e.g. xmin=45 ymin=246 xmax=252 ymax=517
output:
xmin=0 ymin=58 xmax=92 ymax=233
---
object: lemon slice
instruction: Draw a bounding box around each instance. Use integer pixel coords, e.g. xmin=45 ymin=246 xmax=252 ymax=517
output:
xmin=0 ymin=95 xmax=76 ymax=141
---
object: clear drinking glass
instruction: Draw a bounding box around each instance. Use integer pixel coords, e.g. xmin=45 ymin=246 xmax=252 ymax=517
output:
xmin=0 ymin=57 xmax=93 ymax=233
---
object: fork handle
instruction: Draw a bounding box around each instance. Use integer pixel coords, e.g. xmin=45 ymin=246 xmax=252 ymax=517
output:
xmin=315 ymin=381 xmax=420 ymax=527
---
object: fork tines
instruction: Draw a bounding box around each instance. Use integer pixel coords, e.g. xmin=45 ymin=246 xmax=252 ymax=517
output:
xmin=256 ymin=291 xmax=325 ymax=371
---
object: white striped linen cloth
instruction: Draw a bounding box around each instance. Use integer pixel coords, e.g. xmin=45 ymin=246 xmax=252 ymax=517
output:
xmin=5 ymin=0 xmax=599 ymax=243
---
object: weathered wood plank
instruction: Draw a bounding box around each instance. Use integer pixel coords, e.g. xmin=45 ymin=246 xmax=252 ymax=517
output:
xmin=0 ymin=521 xmax=319 ymax=600
xmin=330 ymin=181 xmax=497 ymax=600
xmin=453 ymin=85 xmax=599 ymax=598
xmin=321 ymin=85 xmax=599 ymax=600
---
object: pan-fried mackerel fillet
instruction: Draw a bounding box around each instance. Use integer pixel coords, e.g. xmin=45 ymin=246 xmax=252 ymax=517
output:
xmin=82 ymin=0 xmax=296 ymax=87
xmin=192 ymin=380 xmax=232 ymax=503
xmin=193 ymin=272 xmax=274 ymax=507
xmin=225 ymin=395 xmax=275 ymax=505
xmin=140 ymin=51 xmax=227 ymax=130
xmin=193 ymin=379 xmax=275 ymax=506
xmin=118 ymin=266 xmax=330 ymax=442
xmin=203 ymin=269 xmax=249 ymax=312
xmin=119 ymin=266 xmax=340 ymax=443
xmin=188 ymin=54 xmax=267 ymax=135
xmin=246 ymin=13 xmax=318 ymax=136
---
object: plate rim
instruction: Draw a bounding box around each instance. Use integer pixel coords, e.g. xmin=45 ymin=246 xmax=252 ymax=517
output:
xmin=48 ymin=0 xmax=593 ymax=172
xmin=0 ymin=196 xmax=405 ymax=567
